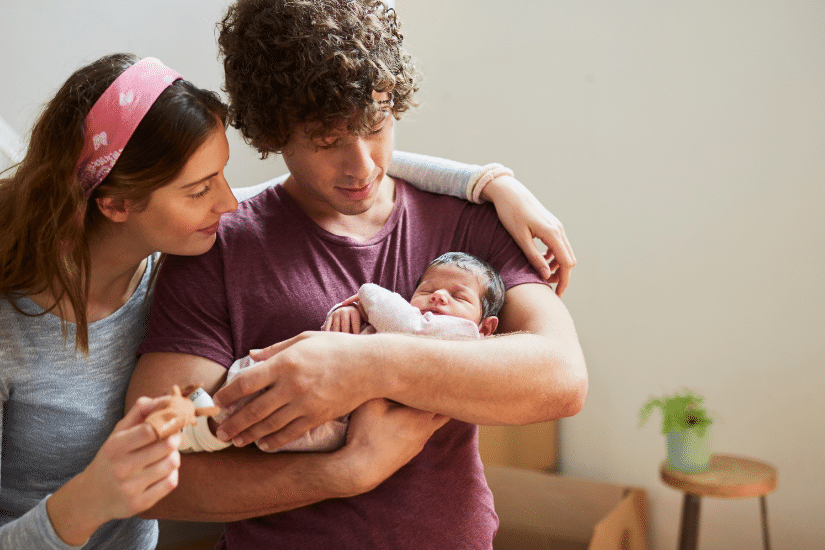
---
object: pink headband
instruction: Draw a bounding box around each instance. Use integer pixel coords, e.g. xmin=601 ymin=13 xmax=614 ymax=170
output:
xmin=75 ymin=57 xmax=182 ymax=197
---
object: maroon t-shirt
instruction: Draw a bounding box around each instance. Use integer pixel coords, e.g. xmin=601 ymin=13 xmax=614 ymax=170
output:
xmin=139 ymin=180 xmax=547 ymax=549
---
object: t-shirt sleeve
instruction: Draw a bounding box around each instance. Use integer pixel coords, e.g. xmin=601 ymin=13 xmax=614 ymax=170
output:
xmin=466 ymin=203 xmax=549 ymax=292
xmin=137 ymin=245 xmax=235 ymax=368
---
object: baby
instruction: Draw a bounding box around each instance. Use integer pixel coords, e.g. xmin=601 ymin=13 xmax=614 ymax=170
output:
xmin=180 ymin=252 xmax=504 ymax=453
xmin=324 ymin=251 xmax=503 ymax=339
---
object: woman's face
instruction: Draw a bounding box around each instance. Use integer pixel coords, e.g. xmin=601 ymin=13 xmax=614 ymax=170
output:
xmin=123 ymin=128 xmax=238 ymax=256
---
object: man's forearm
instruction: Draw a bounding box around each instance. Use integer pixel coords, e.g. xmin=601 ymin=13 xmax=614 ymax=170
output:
xmin=377 ymin=333 xmax=584 ymax=425
xmin=140 ymin=446 xmax=356 ymax=522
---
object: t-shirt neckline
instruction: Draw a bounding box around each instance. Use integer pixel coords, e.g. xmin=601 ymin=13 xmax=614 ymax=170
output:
xmin=274 ymin=178 xmax=407 ymax=247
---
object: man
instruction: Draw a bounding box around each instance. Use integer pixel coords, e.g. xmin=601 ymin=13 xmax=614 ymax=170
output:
xmin=126 ymin=1 xmax=586 ymax=548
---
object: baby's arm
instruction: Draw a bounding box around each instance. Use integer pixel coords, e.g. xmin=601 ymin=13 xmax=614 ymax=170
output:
xmin=357 ymin=284 xmax=480 ymax=339
xmin=323 ymin=305 xmax=364 ymax=334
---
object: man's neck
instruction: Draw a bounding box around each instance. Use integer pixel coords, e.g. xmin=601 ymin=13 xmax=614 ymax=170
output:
xmin=286 ymin=175 xmax=397 ymax=242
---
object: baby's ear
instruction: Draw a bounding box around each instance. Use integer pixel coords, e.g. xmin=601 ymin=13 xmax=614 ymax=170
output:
xmin=479 ymin=316 xmax=498 ymax=337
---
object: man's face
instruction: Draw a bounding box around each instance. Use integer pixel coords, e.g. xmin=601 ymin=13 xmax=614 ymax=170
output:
xmin=281 ymin=92 xmax=395 ymax=217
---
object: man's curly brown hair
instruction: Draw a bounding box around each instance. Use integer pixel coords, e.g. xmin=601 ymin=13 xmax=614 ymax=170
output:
xmin=218 ymin=0 xmax=420 ymax=157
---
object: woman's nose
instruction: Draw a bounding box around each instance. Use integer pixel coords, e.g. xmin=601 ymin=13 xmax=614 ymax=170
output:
xmin=214 ymin=174 xmax=238 ymax=214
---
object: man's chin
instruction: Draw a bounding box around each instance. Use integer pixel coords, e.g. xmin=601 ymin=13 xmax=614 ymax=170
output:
xmin=335 ymin=201 xmax=374 ymax=216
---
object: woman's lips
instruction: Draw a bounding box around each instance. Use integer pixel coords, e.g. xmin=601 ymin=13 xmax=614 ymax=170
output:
xmin=198 ymin=221 xmax=220 ymax=235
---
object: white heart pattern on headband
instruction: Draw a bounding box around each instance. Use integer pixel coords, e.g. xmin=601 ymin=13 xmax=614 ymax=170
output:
xmin=119 ymin=90 xmax=135 ymax=106
xmin=92 ymin=132 xmax=108 ymax=151
xmin=163 ymin=74 xmax=176 ymax=84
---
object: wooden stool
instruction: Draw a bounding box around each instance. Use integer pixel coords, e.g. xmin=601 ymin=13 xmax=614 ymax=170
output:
xmin=660 ymin=454 xmax=777 ymax=550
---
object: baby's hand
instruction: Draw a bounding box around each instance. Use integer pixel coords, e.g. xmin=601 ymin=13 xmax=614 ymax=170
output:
xmin=323 ymin=305 xmax=364 ymax=334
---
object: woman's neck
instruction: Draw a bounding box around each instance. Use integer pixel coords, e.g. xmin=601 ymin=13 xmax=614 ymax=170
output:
xmin=28 ymin=225 xmax=150 ymax=324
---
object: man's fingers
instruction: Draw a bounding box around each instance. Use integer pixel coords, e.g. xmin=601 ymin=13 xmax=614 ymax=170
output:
xmin=215 ymin=390 xmax=292 ymax=444
xmin=255 ymin=417 xmax=314 ymax=451
xmin=225 ymin=407 xmax=300 ymax=448
xmin=213 ymin=364 xmax=275 ymax=409
xmin=247 ymin=336 xmax=297 ymax=362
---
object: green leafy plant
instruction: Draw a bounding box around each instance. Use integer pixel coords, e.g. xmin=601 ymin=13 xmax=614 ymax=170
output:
xmin=638 ymin=390 xmax=712 ymax=437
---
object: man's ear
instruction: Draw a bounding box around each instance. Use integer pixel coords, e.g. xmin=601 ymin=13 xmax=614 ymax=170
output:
xmin=479 ymin=316 xmax=498 ymax=337
xmin=95 ymin=197 xmax=130 ymax=223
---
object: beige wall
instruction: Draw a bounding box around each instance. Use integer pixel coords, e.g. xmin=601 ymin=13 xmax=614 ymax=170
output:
xmin=395 ymin=2 xmax=825 ymax=548
xmin=2 ymin=1 xmax=823 ymax=548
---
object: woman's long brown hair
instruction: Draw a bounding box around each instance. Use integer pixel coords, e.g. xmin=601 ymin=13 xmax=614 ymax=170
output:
xmin=0 ymin=53 xmax=227 ymax=354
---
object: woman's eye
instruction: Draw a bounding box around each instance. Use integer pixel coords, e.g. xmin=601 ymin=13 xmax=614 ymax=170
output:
xmin=191 ymin=184 xmax=211 ymax=198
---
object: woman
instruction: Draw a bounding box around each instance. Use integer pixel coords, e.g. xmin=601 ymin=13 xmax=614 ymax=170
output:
xmin=0 ymin=53 xmax=573 ymax=549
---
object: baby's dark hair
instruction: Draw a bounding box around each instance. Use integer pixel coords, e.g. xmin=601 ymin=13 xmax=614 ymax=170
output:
xmin=424 ymin=252 xmax=506 ymax=318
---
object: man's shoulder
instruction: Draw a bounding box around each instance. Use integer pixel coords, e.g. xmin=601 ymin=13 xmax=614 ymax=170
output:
xmin=221 ymin=184 xmax=290 ymax=234
xmin=396 ymin=179 xmax=494 ymax=218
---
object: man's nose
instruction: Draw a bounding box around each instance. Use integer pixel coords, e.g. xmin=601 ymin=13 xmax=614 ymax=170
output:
xmin=342 ymin=137 xmax=375 ymax=180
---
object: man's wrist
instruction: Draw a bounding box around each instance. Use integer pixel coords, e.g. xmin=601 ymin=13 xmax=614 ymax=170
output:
xmin=318 ymin=447 xmax=376 ymax=498
xmin=363 ymin=333 xmax=402 ymax=400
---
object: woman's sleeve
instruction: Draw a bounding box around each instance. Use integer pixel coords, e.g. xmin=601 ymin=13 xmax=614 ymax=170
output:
xmin=387 ymin=151 xmax=513 ymax=203
xmin=0 ymin=396 xmax=81 ymax=549
xmin=0 ymin=499 xmax=83 ymax=550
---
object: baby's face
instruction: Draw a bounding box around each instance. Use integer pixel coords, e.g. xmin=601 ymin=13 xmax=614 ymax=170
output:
xmin=410 ymin=264 xmax=485 ymax=324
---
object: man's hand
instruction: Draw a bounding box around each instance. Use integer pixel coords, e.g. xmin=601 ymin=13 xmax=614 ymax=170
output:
xmin=336 ymin=398 xmax=449 ymax=494
xmin=213 ymin=331 xmax=378 ymax=451
xmin=481 ymin=175 xmax=576 ymax=296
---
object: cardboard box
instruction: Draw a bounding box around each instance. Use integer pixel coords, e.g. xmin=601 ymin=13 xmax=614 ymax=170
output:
xmin=478 ymin=421 xmax=559 ymax=472
xmin=484 ymin=465 xmax=647 ymax=550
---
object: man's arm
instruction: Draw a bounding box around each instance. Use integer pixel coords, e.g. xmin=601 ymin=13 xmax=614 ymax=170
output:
xmin=125 ymin=353 xmax=447 ymax=521
xmin=379 ymin=282 xmax=587 ymax=424
xmin=215 ymin=282 xmax=587 ymax=450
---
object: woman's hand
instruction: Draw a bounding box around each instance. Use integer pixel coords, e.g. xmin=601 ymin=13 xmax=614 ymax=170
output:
xmin=46 ymin=396 xmax=182 ymax=546
xmin=481 ymin=175 xmax=576 ymax=296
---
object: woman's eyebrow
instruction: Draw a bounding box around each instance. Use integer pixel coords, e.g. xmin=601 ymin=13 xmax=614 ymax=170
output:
xmin=180 ymin=171 xmax=219 ymax=189
xmin=179 ymin=156 xmax=229 ymax=189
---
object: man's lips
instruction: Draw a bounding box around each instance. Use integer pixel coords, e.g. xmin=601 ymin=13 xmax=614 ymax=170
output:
xmin=336 ymin=181 xmax=374 ymax=201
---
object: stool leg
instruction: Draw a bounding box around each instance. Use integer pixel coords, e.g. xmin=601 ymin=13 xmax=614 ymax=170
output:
xmin=760 ymin=495 xmax=772 ymax=550
xmin=679 ymin=493 xmax=701 ymax=550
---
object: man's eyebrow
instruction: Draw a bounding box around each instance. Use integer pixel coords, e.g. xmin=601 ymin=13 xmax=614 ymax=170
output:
xmin=376 ymin=98 xmax=394 ymax=107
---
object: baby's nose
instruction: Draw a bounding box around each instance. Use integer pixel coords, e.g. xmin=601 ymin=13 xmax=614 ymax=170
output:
xmin=431 ymin=289 xmax=449 ymax=303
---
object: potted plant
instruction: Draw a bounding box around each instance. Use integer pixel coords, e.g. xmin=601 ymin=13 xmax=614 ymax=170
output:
xmin=639 ymin=390 xmax=713 ymax=473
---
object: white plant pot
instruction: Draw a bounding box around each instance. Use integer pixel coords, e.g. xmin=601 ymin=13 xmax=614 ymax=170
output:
xmin=666 ymin=426 xmax=711 ymax=473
